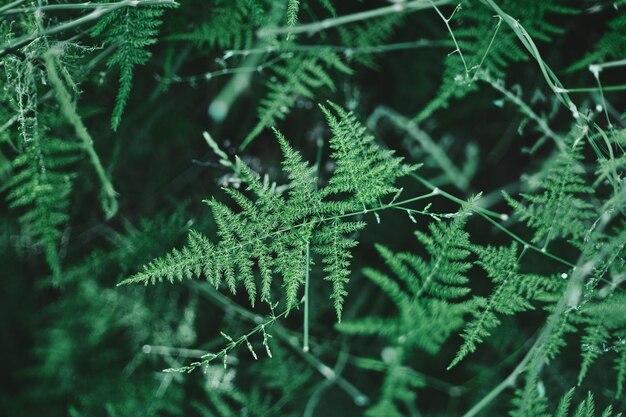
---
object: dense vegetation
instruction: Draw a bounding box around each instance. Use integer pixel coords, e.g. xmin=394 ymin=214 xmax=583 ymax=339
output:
xmin=2 ymin=1 xmax=626 ymax=416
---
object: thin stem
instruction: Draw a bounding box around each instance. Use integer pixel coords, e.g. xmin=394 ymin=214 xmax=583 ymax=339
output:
xmin=45 ymin=51 xmax=118 ymax=218
xmin=224 ymin=39 xmax=448 ymax=59
xmin=188 ymin=281 xmax=369 ymax=404
xmin=430 ymin=1 xmax=468 ymax=78
xmin=589 ymin=65 xmax=612 ymax=127
xmin=163 ymin=54 xmax=288 ymax=85
xmin=303 ymin=240 xmax=311 ymax=353
xmin=141 ymin=345 xmax=208 ymax=358
xmin=479 ymin=71 xmax=564 ymax=151
xmin=0 ymin=0 xmax=27 ymax=15
xmin=411 ymin=173 xmax=576 ymax=268
xmin=0 ymin=0 xmax=173 ymax=14
xmin=257 ymin=0 xmax=451 ymax=38
xmin=480 ymin=0 xmax=580 ymax=118
xmin=563 ymin=84 xmax=626 ymax=93
xmin=596 ymin=58 xmax=626 ymax=70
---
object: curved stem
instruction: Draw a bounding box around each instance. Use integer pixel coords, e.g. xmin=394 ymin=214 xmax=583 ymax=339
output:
xmin=257 ymin=0 xmax=451 ymax=38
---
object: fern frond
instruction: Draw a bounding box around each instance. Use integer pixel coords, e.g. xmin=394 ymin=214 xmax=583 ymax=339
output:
xmin=504 ymin=137 xmax=594 ymax=248
xmin=2 ymin=55 xmax=81 ymax=280
xmin=450 ymin=243 xmax=565 ymax=368
xmin=168 ymin=1 xmax=267 ymax=50
xmin=578 ymin=324 xmax=610 ymax=386
xmin=338 ymin=200 xmax=476 ymax=415
xmin=314 ymin=219 xmax=364 ymax=320
xmin=241 ymin=51 xmax=352 ymax=149
xmin=337 ymin=14 xmax=403 ymax=68
xmin=418 ymin=0 xmax=576 ymax=122
xmin=3 ymin=134 xmax=81 ymax=280
xmin=92 ymin=1 xmax=176 ymax=130
xmin=567 ymin=2 xmax=626 ymax=72
xmin=320 ymin=101 xmax=416 ymax=209
xmin=122 ymin=106 xmax=414 ymax=319
xmin=286 ymin=0 xmax=300 ymax=27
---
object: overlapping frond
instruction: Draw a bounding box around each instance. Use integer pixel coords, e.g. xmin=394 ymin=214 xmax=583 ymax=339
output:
xmin=121 ymin=106 xmax=414 ymax=319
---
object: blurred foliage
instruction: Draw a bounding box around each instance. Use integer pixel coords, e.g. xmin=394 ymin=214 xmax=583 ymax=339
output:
xmin=1 ymin=1 xmax=626 ymax=417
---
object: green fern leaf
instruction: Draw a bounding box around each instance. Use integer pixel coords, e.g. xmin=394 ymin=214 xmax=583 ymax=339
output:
xmin=504 ymin=138 xmax=594 ymax=248
xmin=241 ymin=51 xmax=352 ymax=149
xmin=121 ymin=106 xmax=414 ymax=319
xmin=450 ymin=243 xmax=565 ymax=368
xmin=92 ymin=2 xmax=176 ymax=130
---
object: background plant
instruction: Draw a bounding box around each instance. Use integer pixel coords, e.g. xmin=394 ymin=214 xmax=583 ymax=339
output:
xmin=1 ymin=1 xmax=626 ymax=417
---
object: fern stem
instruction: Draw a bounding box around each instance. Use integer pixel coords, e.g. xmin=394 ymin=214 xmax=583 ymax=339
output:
xmin=224 ymin=39 xmax=448 ymax=58
xmin=303 ymin=240 xmax=310 ymax=353
xmin=167 ymin=54 xmax=289 ymax=85
xmin=596 ymin=58 xmax=626 ymax=70
xmin=257 ymin=0 xmax=452 ymax=38
xmin=189 ymin=281 xmax=369 ymax=404
xmin=369 ymin=106 xmax=469 ymax=190
xmin=141 ymin=345 xmax=209 ymax=358
xmin=562 ymin=84 xmax=626 ymax=93
xmin=0 ymin=0 xmax=26 ymax=15
xmin=430 ymin=1 xmax=469 ymax=78
xmin=120 ymin=191 xmax=437 ymax=286
xmin=478 ymin=71 xmax=564 ymax=152
xmin=44 ymin=52 xmax=119 ymax=219
xmin=0 ymin=0 xmax=175 ymax=14
xmin=411 ymin=173 xmax=577 ymax=268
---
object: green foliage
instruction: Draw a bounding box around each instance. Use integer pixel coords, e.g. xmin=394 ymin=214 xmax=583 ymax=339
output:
xmin=2 ymin=132 xmax=80 ymax=280
xmin=122 ymin=104 xmax=414 ymax=320
xmin=92 ymin=1 xmax=177 ymax=130
xmin=286 ymin=0 xmax=300 ymax=27
xmin=338 ymin=200 xmax=476 ymax=416
xmin=3 ymin=1 xmax=626 ymax=416
xmin=504 ymin=135 xmax=595 ymax=248
xmin=168 ymin=1 xmax=269 ymax=49
xmin=242 ymin=51 xmax=352 ymax=149
xmin=568 ymin=0 xmax=626 ymax=72
xmin=1 ymin=52 xmax=82 ymax=280
xmin=417 ymin=0 xmax=576 ymax=122
xmin=450 ymin=243 xmax=565 ymax=368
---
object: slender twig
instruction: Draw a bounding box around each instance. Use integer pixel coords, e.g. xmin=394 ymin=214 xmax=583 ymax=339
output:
xmin=303 ymin=240 xmax=311 ymax=353
xmin=163 ymin=54 xmax=289 ymax=85
xmin=44 ymin=51 xmax=118 ymax=218
xmin=478 ymin=71 xmax=564 ymax=151
xmin=480 ymin=0 xmax=580 ymax=119
xmin=223 ymin=39 xmax=449 ymax=59
xmin=0 ymin=0 xmax=172 ymax=14
xmin=188 ymin=281 xmax=370 ymax=405
xmin=0 ymin=0 xmax=27 ymax=15
xmin=411 ymin=173 xmax=577 ymax=268
xmin=595 ymin=58 xmax=626 ymax=70
xmin=563 ymin=84 xmax=626 ymax=93
xmin=257 ymin=0 xmax=452 ymax=38
xmin=430 ymin=1 xmax=469 ymax=78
